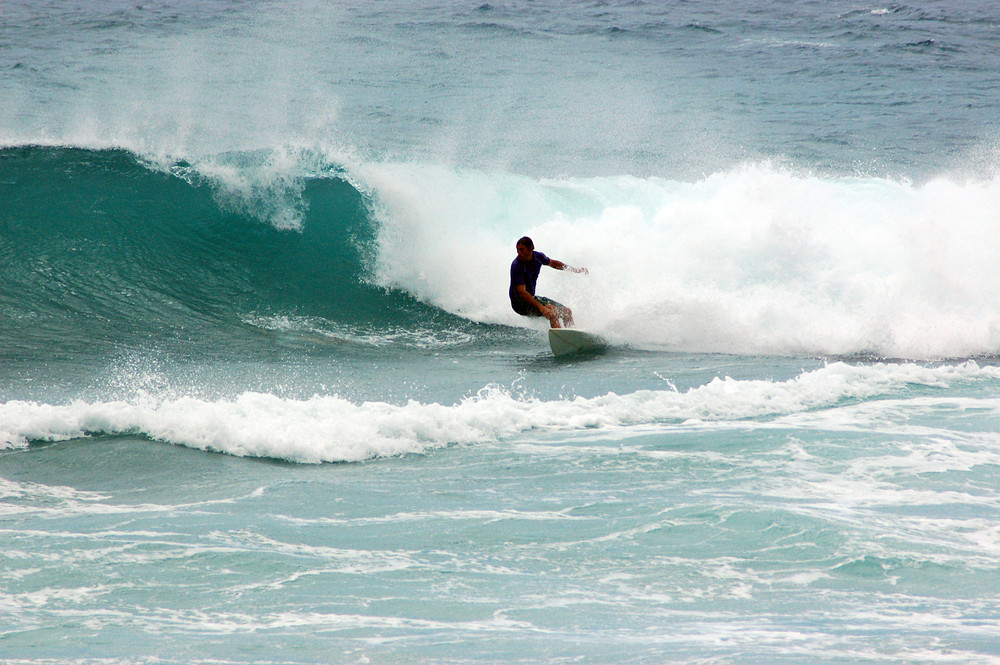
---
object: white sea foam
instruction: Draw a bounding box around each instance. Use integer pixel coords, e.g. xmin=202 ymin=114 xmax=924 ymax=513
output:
xmin=3 ymin=362 xmax=996 ymax=463
xmin=241 ymin=314 xmax=475 ymax=349
xmin=356 ymin=161 xmax=1000 ymax=359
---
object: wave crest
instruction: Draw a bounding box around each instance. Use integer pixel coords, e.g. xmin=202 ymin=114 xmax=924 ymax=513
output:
xmin=4 ymin=362 xmax=994 ymax=463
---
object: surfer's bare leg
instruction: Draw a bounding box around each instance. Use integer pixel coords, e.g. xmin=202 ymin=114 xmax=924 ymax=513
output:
xmin=542 ymin=304 xmax=561 ymax=328
xmin=560 ymin=305 xmax=574 ymax=328
xmin=540 ymin=300 xmax=573 ymax=328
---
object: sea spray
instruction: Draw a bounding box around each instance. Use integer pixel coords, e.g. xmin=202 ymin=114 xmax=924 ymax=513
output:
xmin=358 ymin=162 xmax=1000 ymax=358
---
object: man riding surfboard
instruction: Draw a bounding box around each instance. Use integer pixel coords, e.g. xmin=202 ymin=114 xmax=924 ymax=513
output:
xmin=509 ymin=236 xmax=587 ymax=329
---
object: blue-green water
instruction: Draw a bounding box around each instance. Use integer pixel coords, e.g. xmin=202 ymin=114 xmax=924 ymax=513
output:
xmin=3 ymin=2 xmax=1000 ymax=663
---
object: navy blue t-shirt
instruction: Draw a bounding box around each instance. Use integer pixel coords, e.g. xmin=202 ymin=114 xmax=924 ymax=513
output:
xmin=509 ymin=251 xmax=550 ymax=301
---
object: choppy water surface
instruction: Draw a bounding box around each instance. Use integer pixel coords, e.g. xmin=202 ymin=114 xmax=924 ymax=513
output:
xmin=4 ymin=1 xmax=1000 ymax=663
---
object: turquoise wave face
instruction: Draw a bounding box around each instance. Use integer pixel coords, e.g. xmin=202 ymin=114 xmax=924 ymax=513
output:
xmin=0 ymin=147 xmax=467 ymax=363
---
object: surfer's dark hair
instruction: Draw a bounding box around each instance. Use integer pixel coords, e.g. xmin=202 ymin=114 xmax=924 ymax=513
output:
xmin=516 ymin=236 xmax=534 ymax=249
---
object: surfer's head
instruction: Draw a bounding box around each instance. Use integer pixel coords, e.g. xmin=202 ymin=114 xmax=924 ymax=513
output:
xmin=516 ymin=236 xmax=534 ymax=261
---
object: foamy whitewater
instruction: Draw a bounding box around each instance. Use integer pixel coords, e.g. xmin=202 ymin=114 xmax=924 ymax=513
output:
xmin=3 ymin=2 xmax=1000 ymax=664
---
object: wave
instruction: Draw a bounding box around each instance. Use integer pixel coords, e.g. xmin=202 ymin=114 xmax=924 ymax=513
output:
xmin=0 ymin=146 xmax=467 ymax=362
xmin=5 ymin=144 xmax=1000 ymax=360
xmin=3 ymin=362 xmax=997 ymax=463
xmin=358 ymin=160 xmax=1000 ymax=359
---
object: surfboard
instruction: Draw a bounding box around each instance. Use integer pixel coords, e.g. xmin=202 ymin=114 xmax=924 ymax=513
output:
xmin=548 ymin=328 xmax=608 ymax=357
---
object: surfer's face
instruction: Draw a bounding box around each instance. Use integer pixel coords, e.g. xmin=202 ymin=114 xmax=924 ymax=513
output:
xmin=516 ymin=243 xmax=533 ymax=261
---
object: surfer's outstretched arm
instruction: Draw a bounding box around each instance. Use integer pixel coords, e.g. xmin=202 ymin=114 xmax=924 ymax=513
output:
xmin=548 ymin=259 xmax=588 ymax=275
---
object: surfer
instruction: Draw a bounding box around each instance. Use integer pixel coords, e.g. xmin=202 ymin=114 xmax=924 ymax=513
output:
xmin=509 ymin=236 xmax=587 ymax=329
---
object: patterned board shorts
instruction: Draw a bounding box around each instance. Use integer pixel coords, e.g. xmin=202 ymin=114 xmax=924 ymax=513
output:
xmin=510 ymin=295 xmax=565 ymax=317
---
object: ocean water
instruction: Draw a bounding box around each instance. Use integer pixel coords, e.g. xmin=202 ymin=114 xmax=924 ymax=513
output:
xmin=3 ymin=1 xmax=1000 ymax=663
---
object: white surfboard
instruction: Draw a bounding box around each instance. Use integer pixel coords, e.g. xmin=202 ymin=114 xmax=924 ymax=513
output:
xmin=548 ymin=328 xmax=608 ymax=357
